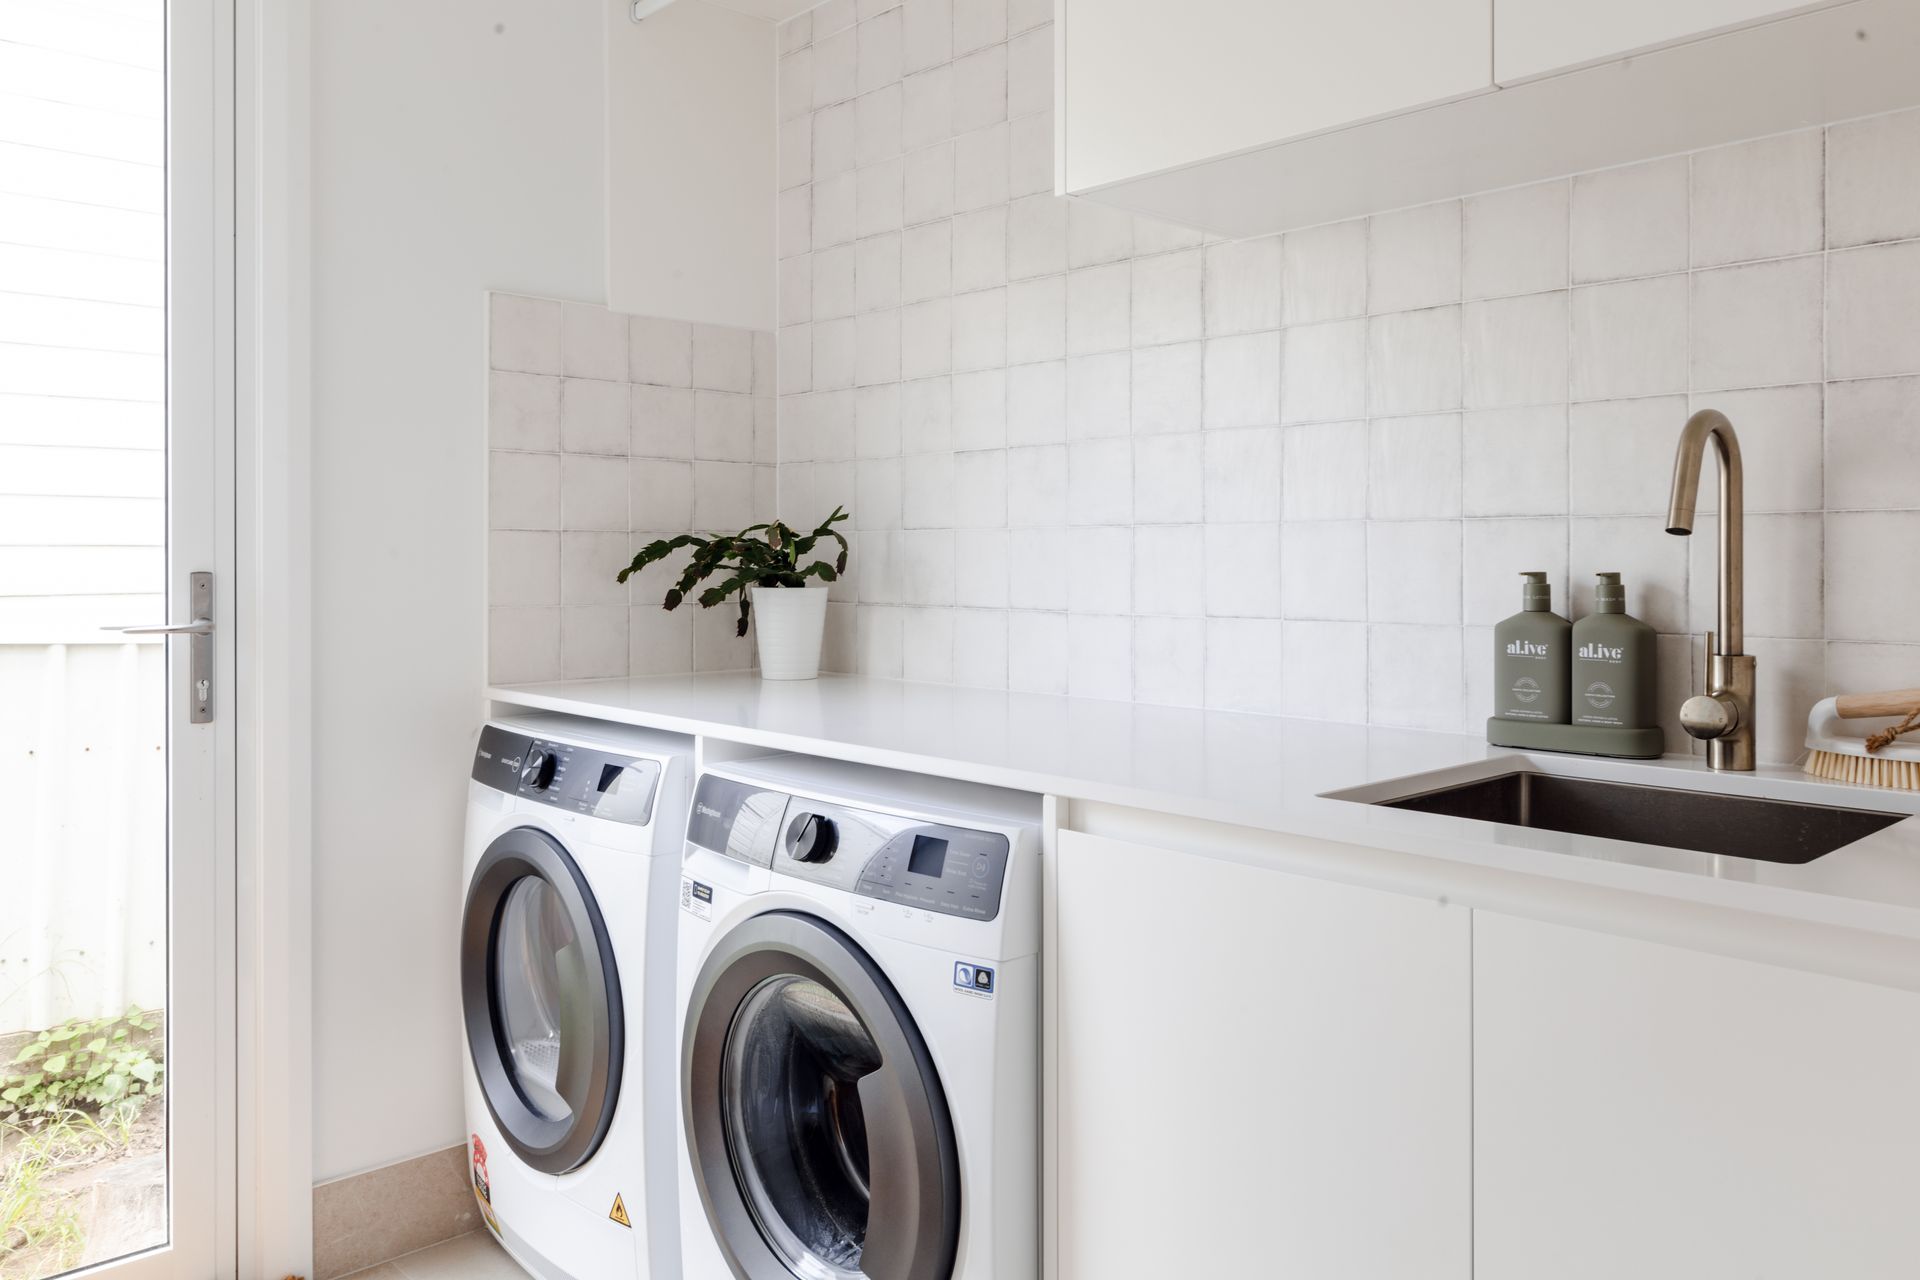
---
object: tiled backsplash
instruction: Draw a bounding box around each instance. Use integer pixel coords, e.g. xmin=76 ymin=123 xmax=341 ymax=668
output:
xmin=766 ymin=0 xmax=1920 ymax=765
xmin=486 ymin=293 xmax=775 ymax=682
xmin=482 ymin=1 xmax=1920 ymax=766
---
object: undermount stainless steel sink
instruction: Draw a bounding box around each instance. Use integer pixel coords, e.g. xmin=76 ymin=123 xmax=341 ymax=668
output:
xmin=1370 ymin=772 xmax=1906 ymax=864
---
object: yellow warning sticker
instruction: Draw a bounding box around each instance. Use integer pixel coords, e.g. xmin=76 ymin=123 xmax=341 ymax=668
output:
xmin=609 ymin=1194 xmax=631 ymax=1229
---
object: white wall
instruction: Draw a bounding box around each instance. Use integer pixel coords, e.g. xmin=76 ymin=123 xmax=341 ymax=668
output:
xmin=310 ymin=0 xmax=605 ymax=1182
xmin=606 ymin=0 xmax=777 ymax=329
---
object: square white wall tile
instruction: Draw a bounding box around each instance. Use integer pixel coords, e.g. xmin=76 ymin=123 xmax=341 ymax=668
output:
xmin=1568 ymin=396 xmax=1690 ymax=516
xmin=1690 ymin=256 xmax=1823 ymax=392
xmin=1463 ymin=181 xmax=1568 ymax=301
xmin=490 ymin=294 xmax=562 ymax=375
xmin=1369 ymin=414 xmax=1462 ymax=521
xmin=1369 ymin=201 xmax=1461 ymax=315
xmin=1132 ymin=344 xmax=1203 ymax=435
xmin=1367 ymin=307 xmax=1462 ymax=416
xmin=1826 ymin=511 xmax=1920 ymax=644
xmin=490 ymin=372 xmax=561 ymax=451
xmin=1280 ymin=521 xmax=1367 ymax=621
xmin=1463 ymin=292 xmax=1568 ymax=409
xmin=1280 ymin=621 xmax=1368 ymax=722
xmin=1134 ymin=616 xmax=1206 ymax=708
xmin=1205 ymin=236 xmax=1283 ymax=336
xmin=1204 ymin=523 xmax=1281 ymax=619
xmin=1281 ymin=321 xmax=1365 ymax=425
xmin=1282 ymin=421 xmax=1368 ymax=522
xmin=1570 ymin=275 xmax=1688 ymax=401
xmin=1462 ymin=406 xmax=1567 ymax=519
xmin=1828 ymin=241 xmax=1920 ymax=381
xmin=1826 ymin=376 xmax=1920 ymax=511
xmin=1367 ymin=520 xmax=1461 ymax=625
xmin=1205 ymin=618 xmax=1284 ymax=715
xmin=1203 ymin=332 xmax=1282 ymax=429
xmin=1283 ymin=220 xmax=1366 ymax=324
xmin=1571 ymin=157 xmax=1688 ymax=283
xmin=1826 ymin=107 xmax=1920 ymax=249
xmin=1690 ymin=130 xmax=1823 ymax=267
xmin=1367 ymin=624 xmax=1462 ymax=731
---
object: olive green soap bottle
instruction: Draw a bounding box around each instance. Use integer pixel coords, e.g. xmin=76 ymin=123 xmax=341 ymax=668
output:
xmin=1495 ymin=572 xmax=1571 ymax=723
xmin=1572 ymin=572 xmax=1656 ymax=729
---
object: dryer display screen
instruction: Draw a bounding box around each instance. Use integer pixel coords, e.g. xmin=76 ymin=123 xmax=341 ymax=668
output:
xmin=907 ymin=835 xmax=948 ymax=878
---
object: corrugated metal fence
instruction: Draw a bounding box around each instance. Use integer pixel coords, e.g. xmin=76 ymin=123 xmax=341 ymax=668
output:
xmin=0 ymin=642 xmax=166 ymax=1036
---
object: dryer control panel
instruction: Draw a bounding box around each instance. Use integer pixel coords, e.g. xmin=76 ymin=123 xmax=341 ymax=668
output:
xmin=472 ymin=725 xmax=662 ymax=826
xmin=686 ymin=772 xmax=1011 ymax=921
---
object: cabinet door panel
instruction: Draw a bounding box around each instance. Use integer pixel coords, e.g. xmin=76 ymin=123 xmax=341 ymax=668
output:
xmin=1495 ymin=0 xmax=1832 ymax=84
xmin=1054 ymin=831 xmax=1472 ymax=1278
xmin=1476 ymin=912 xmax=1920 ymax=1280
xmin=1063 ymin=0 xmax=1493 ymax=192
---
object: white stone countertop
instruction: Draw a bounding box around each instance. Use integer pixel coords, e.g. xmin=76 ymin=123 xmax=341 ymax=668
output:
xmin=488 ymin=673 xmax=1920 ymax=942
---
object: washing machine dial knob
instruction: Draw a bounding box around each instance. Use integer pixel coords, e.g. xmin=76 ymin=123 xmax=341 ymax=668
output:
xmin=787 ymin=812 xmax=837 ymax=863
xmin=521 ymin=748 xmax=557 ymax=791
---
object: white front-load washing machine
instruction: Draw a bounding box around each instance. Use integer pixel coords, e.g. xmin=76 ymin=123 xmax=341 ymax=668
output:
xmin=462 ymin=714 xmax=692 ymax=1280
xmin=673 ymin=754 xmax=1041 ymax=1280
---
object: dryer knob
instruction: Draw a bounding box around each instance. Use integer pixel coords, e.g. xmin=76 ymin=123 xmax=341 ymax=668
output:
xmin=787 ymin=812 xmax=837 ymax=863
xmin=521 ymin=748 xmax=557 ymax=791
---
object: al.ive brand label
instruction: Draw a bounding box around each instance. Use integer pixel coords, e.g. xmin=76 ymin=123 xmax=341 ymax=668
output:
xmin=1579 ymin=641 xmax=1624 ymax=663
xmin=1506 ymin=640 xmax=1553 ymax=659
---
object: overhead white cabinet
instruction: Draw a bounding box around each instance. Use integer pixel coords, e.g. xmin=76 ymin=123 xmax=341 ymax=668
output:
xmin=1059 ymin=0 xmax=1493 ymax=193
xmin=1053 ymin=830 xmax=1472 ymax=1279
xmin=1495 ymin=0 xmax=1841 ymax=83
xmin=1475 ymin=912 xmax=1920 ymax=1280
xmin=1060 ymin=0 xmax=1920 ymax=239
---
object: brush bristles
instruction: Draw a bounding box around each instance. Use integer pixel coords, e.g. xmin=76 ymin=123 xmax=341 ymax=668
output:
xmin=1805 ymin=748 xmax=1920 ymax=791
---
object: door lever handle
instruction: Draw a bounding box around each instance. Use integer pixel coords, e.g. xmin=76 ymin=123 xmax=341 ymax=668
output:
xmin=105 ymin=619 xmax=215 ymax=636
xmin=102 ymin=571 xmax=216 ymax=723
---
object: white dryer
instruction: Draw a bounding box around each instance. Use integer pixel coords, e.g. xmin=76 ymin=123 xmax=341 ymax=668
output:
xmin=673 ymin=754 xmax=1042 ymax=1280
xmin=461 ymin=714 xmax=692 ymax=1280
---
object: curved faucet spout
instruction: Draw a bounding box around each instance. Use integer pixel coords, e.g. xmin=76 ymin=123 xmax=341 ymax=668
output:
xmin=1666 ymin=409 xmax=1743 ymax=655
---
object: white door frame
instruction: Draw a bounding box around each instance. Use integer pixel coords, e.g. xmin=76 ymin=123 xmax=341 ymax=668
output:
xmin=231 ymin=0 xmax=315 ymax=1275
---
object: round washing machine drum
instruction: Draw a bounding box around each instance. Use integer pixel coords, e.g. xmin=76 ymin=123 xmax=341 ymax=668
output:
xmin=682 ymin=910 xmax=962 ymax=1280
xmin=462 ymin=825 xmax=623 ymax=1175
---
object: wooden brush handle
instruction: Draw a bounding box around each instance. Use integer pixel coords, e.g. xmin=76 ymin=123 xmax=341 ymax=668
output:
xmin=1836 ymin=688 xmax=1920 ymax=719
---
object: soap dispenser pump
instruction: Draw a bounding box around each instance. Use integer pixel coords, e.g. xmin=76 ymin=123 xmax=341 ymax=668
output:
xmin=1494 ymin=571 xmax=1571 ymax=723
xmin=1572 ymin=572 xmax=1656 ymax=729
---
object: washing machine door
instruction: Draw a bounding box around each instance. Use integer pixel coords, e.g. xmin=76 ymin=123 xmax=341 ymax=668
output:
xmin=462 ymin=825 xmax=623 ymax=1175
xmin=683 ymin=910 xmax=961 ymax=1280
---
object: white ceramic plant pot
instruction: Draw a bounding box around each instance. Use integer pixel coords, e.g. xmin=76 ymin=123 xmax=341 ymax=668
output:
xmin=750 ymin=585 xmax=829 ymax=680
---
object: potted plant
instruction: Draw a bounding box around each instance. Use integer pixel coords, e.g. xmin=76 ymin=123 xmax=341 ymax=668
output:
xmin=618 ymin=507 xmax=850 ymax=680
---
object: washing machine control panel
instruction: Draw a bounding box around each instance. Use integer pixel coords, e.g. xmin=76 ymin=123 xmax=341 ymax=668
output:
xmin=686 ymin=773 xmax=1011 ymax=920
xmin=472 ymin=725 xmax=662 ymax=826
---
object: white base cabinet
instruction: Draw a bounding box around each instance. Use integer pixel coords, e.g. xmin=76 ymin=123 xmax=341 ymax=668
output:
xmin=1474 ymin=912 xmax=1920 ymax=1280
xmin=1053 ymin=830 xmax=1472 ymax=1279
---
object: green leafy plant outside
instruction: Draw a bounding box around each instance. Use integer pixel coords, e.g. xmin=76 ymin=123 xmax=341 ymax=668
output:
xmin=1 ymin=1009 xmax=163 ymax=1120
xmin=619 ymin=507 xmax=851 ymax=637
xmin=0 ymin=1119 xmax=85 ymax=1275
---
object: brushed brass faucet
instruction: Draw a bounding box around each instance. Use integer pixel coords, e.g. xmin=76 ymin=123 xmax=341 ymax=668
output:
xmin=1666 ymin=409 xmax=1756 ymax=771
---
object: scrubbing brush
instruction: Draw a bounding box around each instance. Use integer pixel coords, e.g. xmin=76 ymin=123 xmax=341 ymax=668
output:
xmin=1804 ymin=688 xmax=1920 ymax=790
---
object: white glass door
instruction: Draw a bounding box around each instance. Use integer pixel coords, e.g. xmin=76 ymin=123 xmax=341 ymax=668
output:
xmin=0 ymin=1 xmax=234 ymax=1277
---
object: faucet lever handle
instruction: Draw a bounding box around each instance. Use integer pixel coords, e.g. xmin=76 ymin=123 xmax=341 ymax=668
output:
xmin=1703 ymin=630 xmax=1716 ymax=683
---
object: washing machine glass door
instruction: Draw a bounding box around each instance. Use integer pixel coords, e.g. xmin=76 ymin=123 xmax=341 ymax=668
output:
xmin=462 ymin=825 xmax=623 ymax=1175
xmin=683 ymin=911 xmax=961 ymax=1280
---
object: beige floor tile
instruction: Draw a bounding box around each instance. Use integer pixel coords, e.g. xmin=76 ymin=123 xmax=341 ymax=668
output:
xmin=338 ymin=1265 xmax=406 ymax=1280
xmin=390 ymin=1231 xmax=526 ymax=1280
